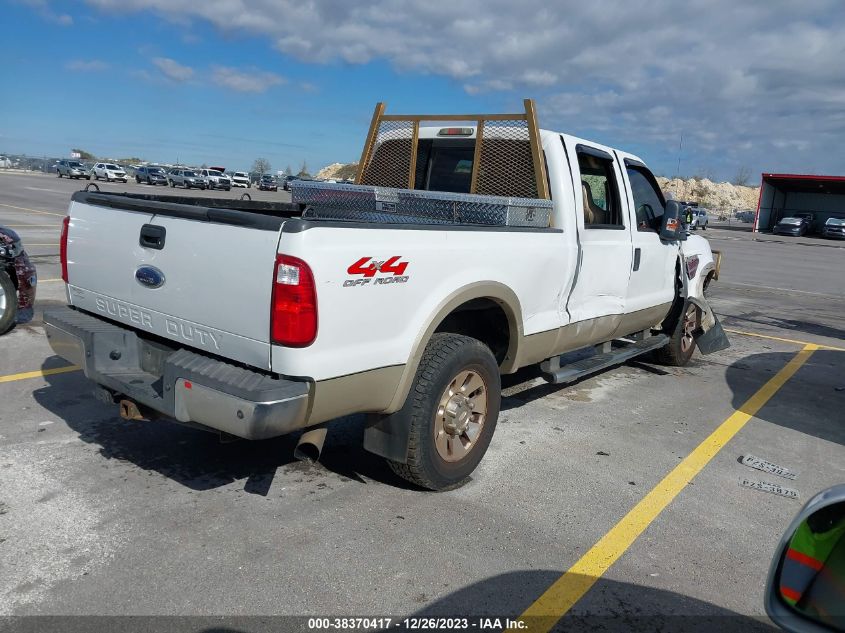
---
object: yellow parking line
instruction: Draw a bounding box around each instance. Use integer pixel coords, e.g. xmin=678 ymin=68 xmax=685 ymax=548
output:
xmin=0 ymin=203 xmax=65 ymax=218
xmin=724 ymin=327 xmax=845 ymax=351
xmin=512 ymin=344 xmax=818 ymax=633
xmin=0 ymin=365 xmax=80 ymax=384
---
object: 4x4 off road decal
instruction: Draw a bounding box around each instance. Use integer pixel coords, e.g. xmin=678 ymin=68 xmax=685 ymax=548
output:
xmin=344 ymin=256 xmax=409 ymax=287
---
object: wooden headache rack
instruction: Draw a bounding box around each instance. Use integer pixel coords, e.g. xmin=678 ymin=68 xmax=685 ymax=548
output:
xmin=355 ymin=99 xmax=550 ymax=200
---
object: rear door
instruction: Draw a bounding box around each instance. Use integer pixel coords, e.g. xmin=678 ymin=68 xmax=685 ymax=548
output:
xmin=66 ymin=200 xmax=282 ymax=369
xmin=562 ymin=139 xmax=633 ymax=340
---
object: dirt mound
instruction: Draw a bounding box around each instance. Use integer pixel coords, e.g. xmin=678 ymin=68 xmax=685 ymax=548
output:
xmin=656 ymin=177 xmax=759 ymax=210
xmin=315 ymin=162 xmax=358 ymax=181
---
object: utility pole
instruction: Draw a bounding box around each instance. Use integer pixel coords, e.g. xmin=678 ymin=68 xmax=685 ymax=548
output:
xmin=674 ymin=133 xmax=683 ymax=179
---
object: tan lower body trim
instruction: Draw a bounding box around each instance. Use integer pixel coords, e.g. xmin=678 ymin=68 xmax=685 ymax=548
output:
xmin=514 ymin=303 xmax=672 ymax=369
xmin=307 ymin=365 xmax=405 ymax=426
xmin=314 ymin=304 xmax=672 ymax=423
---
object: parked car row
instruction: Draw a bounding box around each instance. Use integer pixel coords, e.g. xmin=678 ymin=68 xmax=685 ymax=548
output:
xmin=772 ymin=212 xmax=845 ymax=239
xmin=55 ymin=158 xmax=355 ymax=194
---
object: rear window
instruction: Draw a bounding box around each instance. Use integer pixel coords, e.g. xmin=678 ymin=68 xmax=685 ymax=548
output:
xmin=413 ymin=139 xmax=475 ymax=194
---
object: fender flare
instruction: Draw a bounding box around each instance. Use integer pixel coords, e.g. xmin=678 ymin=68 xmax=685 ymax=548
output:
xmin=382 ymin=281 xmax=524 ymax=414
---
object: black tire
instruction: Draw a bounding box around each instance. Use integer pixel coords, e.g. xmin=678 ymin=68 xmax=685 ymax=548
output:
xmin=57 ymin=171 xmax=62 ymax=178
xmin=0 ymin=270 xmax=17 ymax=335
xmin=136 ymin=176 xmax=141 ymax=184
xmin=387 ymin=333 xmax=500 ymax=490
xmin=653 ymin=301 xmax=699 ymax=366
xmin=86 ymin=176 xmax=91 ymax=180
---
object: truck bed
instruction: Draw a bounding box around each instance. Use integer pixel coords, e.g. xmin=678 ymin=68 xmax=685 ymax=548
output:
xmin=71 ymin=189 xmax=558 ymax=232
xmin=71 ymin=191 xmax=305 ymax=231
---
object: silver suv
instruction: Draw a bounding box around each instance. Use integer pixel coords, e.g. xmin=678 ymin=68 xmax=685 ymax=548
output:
xmin=198 ymin=168 xmax=231 ymax=191
xmin=167 ymin=169 xmax=207 ymax=190
xmin=56 ymin=159 xmax=90 ymax=180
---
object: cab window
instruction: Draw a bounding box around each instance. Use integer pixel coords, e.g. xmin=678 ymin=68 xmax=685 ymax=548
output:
xmin=626 ymin=166 xmax=666 ymax=232
xmin=576 ymin=151 xmax=623 ymax=228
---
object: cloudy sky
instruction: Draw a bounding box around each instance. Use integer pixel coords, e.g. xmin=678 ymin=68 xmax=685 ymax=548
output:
xmin=2 ymin=0 xmax=844 ymax=180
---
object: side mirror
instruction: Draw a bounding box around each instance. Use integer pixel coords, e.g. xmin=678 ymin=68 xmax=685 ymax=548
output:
xmin=660 ymin=201 xmax=685 ymax=241
xmin=765 ymin=484 xmax=845 ymax=632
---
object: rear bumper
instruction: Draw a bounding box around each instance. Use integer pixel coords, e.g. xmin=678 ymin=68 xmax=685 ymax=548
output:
xmin=43 ymin=306 xmax=311 ymax=440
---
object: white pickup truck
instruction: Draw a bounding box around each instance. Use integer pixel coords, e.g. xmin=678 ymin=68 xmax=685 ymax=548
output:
xmin=44 ymin=102 xmax=727 ymax=490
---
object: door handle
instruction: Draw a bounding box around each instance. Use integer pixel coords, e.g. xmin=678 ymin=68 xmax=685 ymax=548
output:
xmin=633 ymin=247 xmax=641 ymax=271
xmin=139 ymin=224 xmax=166 ymax=250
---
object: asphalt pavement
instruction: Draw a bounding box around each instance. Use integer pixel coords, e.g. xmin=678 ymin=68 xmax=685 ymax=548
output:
xmin=0 ymin=171 xmax=843 ymax=631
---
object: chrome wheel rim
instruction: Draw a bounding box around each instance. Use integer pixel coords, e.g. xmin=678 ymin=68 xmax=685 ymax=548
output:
xmin=681 ymin=304 xmax=697 ymax=353
xmin=0 ymin=283 xmax=6 ymax=313
xmin=434 ymin=369 xmax=488 ymax=462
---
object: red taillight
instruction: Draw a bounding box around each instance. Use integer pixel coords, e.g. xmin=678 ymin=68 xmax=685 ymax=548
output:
xmin=60 ymin=215 xmax=70 ymax=283
xmin=271 ymin=254 xmax=317 ymax=347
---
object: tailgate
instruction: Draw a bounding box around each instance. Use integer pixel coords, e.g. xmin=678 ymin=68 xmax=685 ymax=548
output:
xmin=65 ymin=199 xmax=281 ymax=369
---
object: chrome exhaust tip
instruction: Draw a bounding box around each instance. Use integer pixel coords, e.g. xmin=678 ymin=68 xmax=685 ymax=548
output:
xmin=118 ymin=399 xmax=148 ymax=421
xmin=294 ymin=426 xmax=328 ymax=462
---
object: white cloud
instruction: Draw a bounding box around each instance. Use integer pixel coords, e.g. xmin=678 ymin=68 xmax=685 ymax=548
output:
xmin=211 ymin=66 xmax=285 ymax=93
xmin=151 ymin=56 xmax=194 ymax=82
xmin=80 ymin=0 xmax=845 ymax=176
xmin=19 ymin=0 xmax=72 ymax=25
xmin=65 ymin=59 xmax=109 ymax=72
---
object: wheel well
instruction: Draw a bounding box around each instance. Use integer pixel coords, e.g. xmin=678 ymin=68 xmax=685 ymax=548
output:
xmin=433 ymin=298 xmax=511 ymax=364
xmin=2 ymin=263 xmax=18 ymax=290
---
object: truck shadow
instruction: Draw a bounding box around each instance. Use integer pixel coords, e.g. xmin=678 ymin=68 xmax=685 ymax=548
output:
xmin=725 ymin=348 xmax=844 ymax=447
xmin=190 ymin=571 xmax=775 ymax=633
xmin=501 ymin=348 xmax=844 ymax=449
xmin=33 ymin=361 xmax=413 ymax=495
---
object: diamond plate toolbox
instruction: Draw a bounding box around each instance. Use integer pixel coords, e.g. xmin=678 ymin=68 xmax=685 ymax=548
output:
xmin=291 ymin=180 xmax=552 ymax=228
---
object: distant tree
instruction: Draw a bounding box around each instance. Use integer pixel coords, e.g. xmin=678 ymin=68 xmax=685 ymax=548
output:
xmin=284 ymin=165 xmax=293 ymax=176
xmin=297 ymin=160 xmax=310 ymax=178
xmin=201 ymin=163 xmax=208 ymax=169
xmin=72 ymin=148 xmax=95 ymax=160
xmin=732 ymin=165 xmax=752 ymax=187
xmin=252 ymin=158 xmax=271 ymax=175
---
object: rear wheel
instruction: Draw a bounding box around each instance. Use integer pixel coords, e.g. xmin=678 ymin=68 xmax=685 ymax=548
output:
xmin=57 ymin=171 xmax=62 ymax=178
xmin=0 ymin=270 xmax=17 ymax=335
xmin=653 ymin=302 xmax=698 ymax=366
xmin=387 ymin=333 xmax=500 ymax=491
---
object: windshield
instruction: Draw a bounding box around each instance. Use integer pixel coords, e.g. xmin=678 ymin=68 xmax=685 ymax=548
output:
xmin=106 ymin=164 xmax=119 ymax=170
xmin=69 ymin=161 xmax=82 ymax=167
xmin=780 ymin=217 xmax=802 ymax=225
xmin=184 ymin=171 xmax=197 ymax=177
xmin=826 ymin=217 xmax=845 ymax=226
xmin=150 ymin=168 xmax=164 ymax=174
xmin=234 ymin=172 xmax=247 ymax=177
xmin=209 ymin=170 xmax=223 ymax=176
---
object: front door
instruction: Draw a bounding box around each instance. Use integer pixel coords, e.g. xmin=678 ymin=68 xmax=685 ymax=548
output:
xmin=619 ymin=156 xmax=677 ymax=320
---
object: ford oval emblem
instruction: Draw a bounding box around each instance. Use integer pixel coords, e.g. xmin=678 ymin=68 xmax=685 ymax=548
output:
xmin=135 ymin=265 xmax=165 ymax=289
